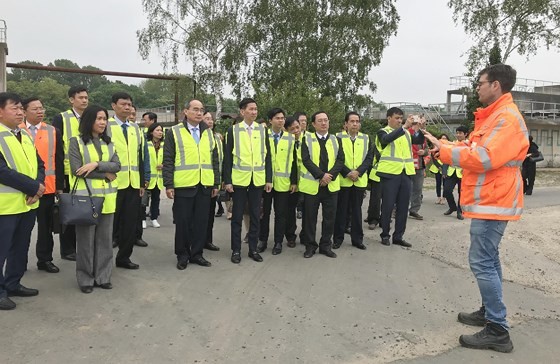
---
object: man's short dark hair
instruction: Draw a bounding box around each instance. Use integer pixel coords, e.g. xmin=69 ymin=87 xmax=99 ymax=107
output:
xmin=0 ymin=92 xmax=22 ymax=108
xmin=311 ymin=111 xmax=328 ymax=123
xmin=68 ymin=86 xmax=88 ymax=98
xmin=456 ymin=125 xmax=469 ymax=134
xmin=142 ymin=112 xmax=157 ymax=122
xmin=22 ymin=97 xmax=41 ymax=110
xmin=111 ymin=92 xmax=133 ymax=104
xmin=478 ymin=64 xmax=517 ymax=93
xmin=344 ymin=111 xmax=360 ymax=122
xmin=386 ymin=107 xmax=404 ymax=118
xmin=293 ymin=111 xmax=307 ymax=120
xmin=284 ymin=116 xmax=298 ymax=130
xmin=239 ymin=98 xmax=257 ymax=110
xmin=267 ymin=108 xmax=285 ymax=121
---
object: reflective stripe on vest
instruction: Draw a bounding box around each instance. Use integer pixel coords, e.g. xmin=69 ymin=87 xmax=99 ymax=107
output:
xmin=298 ymin=133 xmax=340 ymax=194
xmin=147 ymin=141 xmax=164 ymax=190
xmin=447 ymin=165 xmax=463 ymax=178
xmin=72 ymin=137 xmax=118 ymax=214
xmin=376 ymin=126 xmax=415 ymax=176
xmin=231 ymin=123 xmax=266 ymax=187
xmin=336 ymin=131 xmax=369 ymax=188
xmin=62 ymin=110 xmax=80 ymax=175
xmin=171 ymin=124 xmax=215 ymax=187
xmin=106 ymin=119 xmax=142 ymax=189
xmin=0 ymin=127 xmax=39 ymax=214
xmin=270 ymin=132 xmax=295 ymax=192
xmin=215 ymin=134 xmax=223 ymax=183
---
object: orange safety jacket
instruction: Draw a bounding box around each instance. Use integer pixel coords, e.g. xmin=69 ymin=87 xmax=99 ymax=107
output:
xmin=439 ymin=93 xmax=529 ymax=221
xmin=19 ymin=122 xmax=57 ymax=194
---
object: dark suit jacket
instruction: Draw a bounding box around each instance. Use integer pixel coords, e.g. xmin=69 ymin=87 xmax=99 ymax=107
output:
xmin=301 ymin=132 xmax=345 ymax=183
xmin=376 ymin=126 xmax=425 ymax=179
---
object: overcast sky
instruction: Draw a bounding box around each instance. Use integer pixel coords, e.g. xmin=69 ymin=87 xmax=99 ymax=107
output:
xmin=3 ymin=0 xmax=560 ymax=105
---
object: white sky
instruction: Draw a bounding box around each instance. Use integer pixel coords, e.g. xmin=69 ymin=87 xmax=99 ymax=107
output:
xmin=3 ymin=0 xmax=560 ymax=105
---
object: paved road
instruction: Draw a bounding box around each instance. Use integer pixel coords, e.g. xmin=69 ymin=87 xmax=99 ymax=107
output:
xmin=3 ymin=187 xmax=560 ymax=363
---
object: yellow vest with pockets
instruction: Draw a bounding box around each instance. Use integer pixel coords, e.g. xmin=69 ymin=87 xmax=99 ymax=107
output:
xmin=298 ymin=133 xmax=340 ymax=194
xmin=147 ymin=141 xmax=164 ymax=190
xmin=171 ymin=124 xmax=215 ymax=188
xmin=231 ymin=123 xmax=267 ymax=187
xmin=106 ymin=119 xmax=142 ymax=189
xmin=376 ymin=126 xmax=415 ymax=176
xmin=337 ymin=131 xmax=369 ymax=188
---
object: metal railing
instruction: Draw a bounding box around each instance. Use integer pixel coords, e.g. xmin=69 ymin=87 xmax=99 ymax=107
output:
xmin=450 ymin=76 xmax=560 ymax=95
xmin=0 ymin=20 xmax=6 ymax=43
xmin=377 ymin=102 xmax=454 ymax=134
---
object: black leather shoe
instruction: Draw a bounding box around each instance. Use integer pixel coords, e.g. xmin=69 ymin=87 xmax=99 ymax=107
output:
xmin=204 ymin=242 xmax=220 ymax=251
xmin=97 ymin=283 xmax=112 ymax=290
xmin=191 ymin=256 xmax=212 ymax=267
xmin=444 ymin=208 xmax=457 ymax=216
xmin=61 ymin=253 xmax=76 ymax=261
xmin=272 ymin=243 xmax=282 ymax=255
xmin=353 ymin=243 xmax=367 ymax=250
xmin=381 ymin=238 xmax=391 ymax=246
xmin=287 ymin=240 xmax=296 ymax=248
xmin=7 ymin=285 xmax=39 ymax=297
xmin=303 ymin=248 xmax=316 ymax=258
xmin=393 ymin=240 xmax=412 ymax=248
xmin=332 ymin=241 xmax=342 ymax=249
xmin=248 ymin=251 xmax=263 ymax=262
xmin=116 ymin=261 xmax=139 ymax=269
xmin=176 ymin=260 xmax=188 ymax=270
xmin=112 ymin=240 xmax=119 ymax=248
xmin=457 ymin=211 xmax=464 ymax=220
xmin=38 ymin=261 xmax=60 ymax=273
xmin=257 ymin=241 xmax=268 ymax=253
xmin=231 ymin=251 xmax=241 ymax=264
xmin=319 ymin=249 xmax=337 ymax=258
xmin=409 ymin=212 xmax=424 ymax=220
xmin=135 ymin=239 xmax=148 ymax=247
xmin=80 ymin=286 xmax=93 ymax=294
xmin=0 ymin=297 xmax=16 ymax=310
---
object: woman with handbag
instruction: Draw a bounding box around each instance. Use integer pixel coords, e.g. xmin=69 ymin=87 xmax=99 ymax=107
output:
xmin=144 ymin=122 xmax=164 ymax=228
xmin=69 ymin=105 xmax=120 ymax=293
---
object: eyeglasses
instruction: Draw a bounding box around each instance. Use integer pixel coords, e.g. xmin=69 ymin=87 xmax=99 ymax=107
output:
xmin=28 ymin=107 xmax=46 ymax=112
xmin=476 ymin=80 xmax=494 ymax=88
xmin=190 ymin=108 xmax=205 ymax=114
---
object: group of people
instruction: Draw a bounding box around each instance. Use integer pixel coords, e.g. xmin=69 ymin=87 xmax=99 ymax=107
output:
xmin=0 ymin=63 xmax=532 ymax=353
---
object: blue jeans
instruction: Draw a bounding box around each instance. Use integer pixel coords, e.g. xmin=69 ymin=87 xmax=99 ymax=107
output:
xmin=469 ymin=219 xmax=509 ymax=329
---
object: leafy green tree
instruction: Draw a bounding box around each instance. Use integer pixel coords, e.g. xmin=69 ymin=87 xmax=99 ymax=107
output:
xmin=7 ymin=78 xmax=69 ymax=121
xmin=7 ymin=60 xmax=48 ymax=82
xmin=448 ymin=0 xmax=560 ymax=73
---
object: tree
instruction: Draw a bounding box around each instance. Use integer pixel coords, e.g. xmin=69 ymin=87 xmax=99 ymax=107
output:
xmin=7 ymin=60 xmax=48 ymax=82
xmin=243 ymin=0 xmax=399 ymax=109
xmin=137 ymin=0 xmax=244 ymax=119
xmin=7 ymin=78 xmax=69 ymax=120
xmin=448 ymin=0 xmax=560 ymax=73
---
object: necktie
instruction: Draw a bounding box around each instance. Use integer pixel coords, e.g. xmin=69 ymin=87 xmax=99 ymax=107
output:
xmin=247 ymin=126 xmax=252 ymax=138
xmin=273 ymin=133 xmax=279 ymax=146
xmin=29 ymin=125 xmax=37 ymax=140
xmin=12 ymin=130 xmax=22 ymax=143
xmin=191 ymin=127 xmax=200 ymax=144
xmin=121 ymin=123 xmax=128 ymax=142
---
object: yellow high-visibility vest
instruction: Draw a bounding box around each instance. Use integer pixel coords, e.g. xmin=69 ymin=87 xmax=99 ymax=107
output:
xmin=106 ymin=119 xmax=142 ymax=189
xmin=376 ymin=126 xmax=415 ymax=176
xmin=214 ymin=133 xmax=223 ymax=184
xmin=147 ymin=141 xmax=164 ymax=190
xmin=429 ymin=160 xmax=441 ymax=174
xmin=447 ymin=165 xmax=463 ymax=178
xmin=0 ymin=125 xmax=39 ymax=214
xmin=171 ymin=124 xmax=215 ymax=188
xmin=298 ymin=133 xmax=340 ymax=194
xmin=231 ymin=123 xmax=267 ymax=187
xmin=61 ymin=110 xmax=80 ymax=175
xmin=336 ymin=131 xmax=369 ymax=188
xmin=270 ymin=131 xmax=296 ymax=192
xmin=70 ymin=137 xmax=118 ymax=214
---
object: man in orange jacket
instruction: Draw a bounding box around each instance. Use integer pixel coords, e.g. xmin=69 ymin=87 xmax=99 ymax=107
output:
xmin=426 ymin=64 xmax=528 ymax=353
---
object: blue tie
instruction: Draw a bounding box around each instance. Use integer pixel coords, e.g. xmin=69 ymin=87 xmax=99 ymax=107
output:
xmin=191 ymin=127 xmax=200 ymax=144
xmin=121 ymin=123 xmax=128 ymax=142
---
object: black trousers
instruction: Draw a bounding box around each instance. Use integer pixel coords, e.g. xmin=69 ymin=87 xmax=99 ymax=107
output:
xmin=380 ymin=173 xmax=411 ymax=242
xmin=114 ymin=187 xmax=141 ymax=264
xmin=206 ymin=196 xmax=217 ymax=245
xmin=334 ymin=187 xmax=365 ymax=245
xmin=231 ymin=183 xmax=263 ymax=253
xmin=259 ymin=190 xmax=290 ymax=244
xmin=522 ymin=162 xmax=536 ymax=193
xmin=149 ymin=187 xmax=161 ymax=219
xmin=259 ymin=190 xmax=273 ymax=242
xmin=36 ymin=194 xmax=56 ymax=264
xmin=59 ymin=175 xmax=76 ymax=257
xmin=136 ymin=201 xmax=144 ymax=240
xmin=285 ymin=191 xmax=299 ymax=242
xmin=173 ymin=189 xmax=210 ymax=260
xmin=366 ymin=180 xmax=382 ymax=225
xmin=303 ymin=187 xmax=337 ymax=250
xmin=443 ymin=174 xmax=462 ymax=212
xmin=0 ymin=210 xmax=36 ymax=297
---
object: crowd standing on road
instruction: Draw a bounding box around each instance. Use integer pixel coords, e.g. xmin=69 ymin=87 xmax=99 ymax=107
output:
xmin=0 ymin=64 xmax=531 ymax=354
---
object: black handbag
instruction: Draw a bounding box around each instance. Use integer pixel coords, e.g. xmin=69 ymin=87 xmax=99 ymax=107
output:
xmin=58 ymin=177 xmax=105 ymax=226
xmin=529 ymin=152 xmax=544 ymax=163
xmin=51 ymin=201 xmax=62 ymax=234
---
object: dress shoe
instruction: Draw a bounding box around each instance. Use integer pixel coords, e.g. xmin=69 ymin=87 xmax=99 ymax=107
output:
xmin=80 ymin=286 xmax=93 ymax=294
xmin=135 ymin=239 xmax=148 ymax=247
xmin=257 ymin=241 xmax=268 ymax=253
xmin=353 ymin=243 xmax=367 ymax=250
xmin=271 ymin=243 xmax=282 ymax=255
xmin=7 ymin=285 xmax=39 ymax=297
xmin=381 ymin=238 xmax=391 ymax=246
xmin=98 ymin=283 xmax=112 ymax=290
xmin=116 ymin=261 xmax=140 ymax=269
xmin=287 ymin=240 xmax=296 ymax=248
xmin=368 ymin=223 xmax=378 ymax=230
xmin=0 ymin=297 xmax=16 ymax=310
xmin=332 ymin=241 xmax=342 ymax=249
xmin=204 ymin=242 xmax=220 ymax=251
xmin=215 ymin=211 xmax=223 ymax=217
xmin=409 ymin=212 xmax=424 ymax=220
xmin=303 ymin=247 xmax=316 ymax=258
xmin=61 ymin=253 xmax=76 ymax=261
xmin=319 ymin=249 xmax=337 ymax=258
xmin=444 ymin=208 xmax=457 ymax=216
xmin=457 ymin=211 xmax=464 ymax=220
xmin=176 ymin=260 xmax=188 ymax=270
xmin=38 ymin=261 xmax=60 ymax=273
xmin=393 ymin=240 xmax=412 ymax=248
xmin=151 ymin=219 xmax=161 ymax=228
xmin=112 ymin=240 xmax=119 ymax=248
xmin=190 ymin=256 xmax=212 ymax=267
xmin=248 ymin=251 xmax=263 ymax=262
xmin=231 ymin=251 xmax=241 ymax=264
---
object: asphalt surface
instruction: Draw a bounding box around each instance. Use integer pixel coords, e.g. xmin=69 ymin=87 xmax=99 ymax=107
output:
xmin=2 ymin=186 xmax=560 ymax=363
